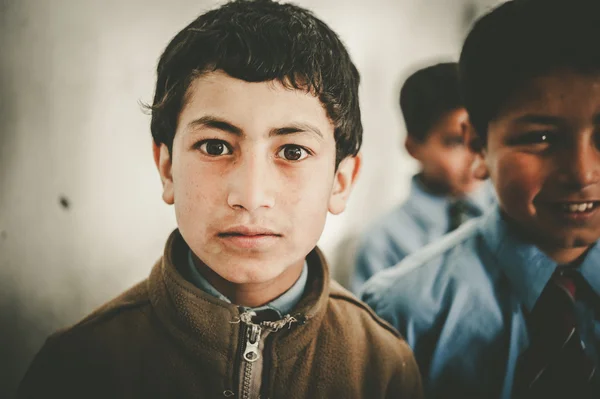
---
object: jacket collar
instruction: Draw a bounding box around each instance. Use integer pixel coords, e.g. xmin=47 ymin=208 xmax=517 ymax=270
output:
xmin=148 ymin=229 xmax=331 ymax=367
xmin=186 ymin=248 xmax=309 ymax=318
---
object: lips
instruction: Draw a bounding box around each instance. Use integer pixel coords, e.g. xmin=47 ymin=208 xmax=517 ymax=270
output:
xmin=217 ymin=226 xmax=281 ymax=250
xmin=218 ymin=226 xmax=281 ymax=237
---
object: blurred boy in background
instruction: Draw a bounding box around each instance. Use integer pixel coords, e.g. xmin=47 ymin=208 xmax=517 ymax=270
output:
xmin=352 ymin=62 xmax=494 ymax=293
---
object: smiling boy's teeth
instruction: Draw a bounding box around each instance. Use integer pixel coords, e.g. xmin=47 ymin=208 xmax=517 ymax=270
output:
xmin=564 ymin=202 xmax=594 ymax=212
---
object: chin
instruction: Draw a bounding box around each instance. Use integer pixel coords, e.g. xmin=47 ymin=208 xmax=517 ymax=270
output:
xmin=562 ymin=234 xmax=599 ymax=249
xmin=221 ymin=261 xmax=285 ymax=285
xmin=540 ymin=230 xmax=598 ymax=251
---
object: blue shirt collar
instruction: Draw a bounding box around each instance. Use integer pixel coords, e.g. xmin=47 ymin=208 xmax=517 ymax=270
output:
xmin=579 ymin=244 xmax=600 ymax=298
xmin=406 ymin=175 xmax=495 ymax=230
xmin=481 ymin=205 xmax=600 ymax=312
xmin=187 ymin=249 xmax=308 ymax=317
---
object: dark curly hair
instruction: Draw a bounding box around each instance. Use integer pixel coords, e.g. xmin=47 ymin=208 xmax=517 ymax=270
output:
xmin=147 ymin=0 xmax=362 ymax=167
xmin=460 ymin=0 xmax=600 ymax=143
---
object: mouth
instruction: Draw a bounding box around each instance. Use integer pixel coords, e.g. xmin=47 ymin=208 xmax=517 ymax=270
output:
xmin=541 ymin=200 xmax=600 ymax=225
xmin=219 ymin=226 xmax=281 ymax=237
xmin=217 ymin=226 xmax=281 ymax=249
xmin=556 ymin=201 xmax=600 ymax=214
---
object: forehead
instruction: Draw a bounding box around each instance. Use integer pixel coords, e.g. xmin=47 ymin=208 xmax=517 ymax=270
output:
xmin=177 ymin=70 xmax=333 ymax=137
xmin=497 ymin=70 xmax=600 ymax=120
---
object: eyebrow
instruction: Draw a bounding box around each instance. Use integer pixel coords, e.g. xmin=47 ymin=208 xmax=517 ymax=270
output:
xmin=187 ymin=116 xmax=243 ymax=136
xmin=512 ymin=114 xmax=564 ymax=125
xmin=271 ymin=123 xmax=323 ymax=140
xmin=187 ymin=115 xmax=324 ymax=140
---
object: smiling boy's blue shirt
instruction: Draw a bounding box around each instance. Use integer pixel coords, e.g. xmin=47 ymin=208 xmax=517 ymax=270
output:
xmin=361 ymin=205 xmax=600 ymax=398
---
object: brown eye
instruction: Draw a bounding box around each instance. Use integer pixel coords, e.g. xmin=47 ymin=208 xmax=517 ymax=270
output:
xmin=278 ymin=145 xmax=309 ymax=161
xmin=198 ymin=140 xmax=231 ymax=156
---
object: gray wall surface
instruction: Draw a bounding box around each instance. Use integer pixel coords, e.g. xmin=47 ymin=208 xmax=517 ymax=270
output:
xmin=0 ymin=0 xmax=500 ymax=396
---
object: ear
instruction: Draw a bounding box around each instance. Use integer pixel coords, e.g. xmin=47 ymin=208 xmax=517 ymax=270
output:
xmin=328 ymin=153 xmax=362 ymax=215
xmin=404 ymin=135 xmax=422 ymax=161
xmin=464 ymin=122 xmax=490 ymax=180
xmin=153 ymin=141 xmax=175 ymax=205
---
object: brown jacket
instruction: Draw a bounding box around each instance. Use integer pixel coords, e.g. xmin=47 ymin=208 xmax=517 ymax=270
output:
xmin=19 ymin=230 xmax=422 ymax=399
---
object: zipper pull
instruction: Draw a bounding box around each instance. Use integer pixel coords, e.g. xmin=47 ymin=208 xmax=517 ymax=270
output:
xmin=243 ymin=323 xmax=262 ymax=363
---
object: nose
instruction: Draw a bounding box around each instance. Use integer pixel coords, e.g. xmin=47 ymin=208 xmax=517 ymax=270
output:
xmin=227 ymin=154 xmax=275 ymax=212
xmin=558 ymin=139 xmax=600 ymax=189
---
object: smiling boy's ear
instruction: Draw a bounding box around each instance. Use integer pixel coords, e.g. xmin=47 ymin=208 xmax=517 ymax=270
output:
xmin=153 ymin=141 xmax=175 ymax=205
xmin=464 ymin=122 xmax=490 ymax=180
xmin=328 ymin=153 xmax=362 ymax=215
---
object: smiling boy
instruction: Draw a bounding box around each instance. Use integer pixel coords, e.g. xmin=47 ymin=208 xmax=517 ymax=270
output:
xmin=17 ymin=1 xmax=422 ymax=398
xmin=361 ymin=0 xmax=600 ymax=397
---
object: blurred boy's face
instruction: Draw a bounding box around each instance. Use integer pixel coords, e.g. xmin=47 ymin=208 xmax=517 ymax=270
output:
xmin=407 ymin=108 xmax=480 ymax=196
xmin=154 ymin=70 xmax=359 ymax=288
xmin=484 ymin=70 xmax=600 ymax=263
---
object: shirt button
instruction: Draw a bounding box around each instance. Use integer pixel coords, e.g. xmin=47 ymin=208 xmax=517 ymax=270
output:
xmin=223 ymin=390 xmax=235 ymax=397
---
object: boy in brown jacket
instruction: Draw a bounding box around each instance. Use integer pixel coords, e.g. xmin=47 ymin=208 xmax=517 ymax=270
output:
xmin=18 ymin=1 xmax=422 ymax=398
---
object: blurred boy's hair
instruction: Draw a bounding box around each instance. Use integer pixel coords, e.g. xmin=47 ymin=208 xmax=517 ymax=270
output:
xmin=399 ymin=62 xmax=463 ymax=142
xmin=460 ymin=0 xmax=600 ymax=142
xmin=147 ymin=0 xmax=362 ymax=167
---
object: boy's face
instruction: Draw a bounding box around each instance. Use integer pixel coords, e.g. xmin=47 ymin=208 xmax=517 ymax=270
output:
xmin=407 ymin=108 xmax=480 ymax=196
xmin=484 ymin=70 xmax=600 ymax=263
xmin=154 ymin=70 xmax=359 ymax=286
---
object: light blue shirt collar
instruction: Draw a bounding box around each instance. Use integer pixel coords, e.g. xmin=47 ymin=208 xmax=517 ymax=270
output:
xmin=579 ymin=244 xmax=600 ymax=297
xmin=481 ymin=205 xmax=600 ymax=312
xmin=187 ymin=249 xmax=308 ymax=317
xmin=406 ymin=175 xmax=495 ymax=231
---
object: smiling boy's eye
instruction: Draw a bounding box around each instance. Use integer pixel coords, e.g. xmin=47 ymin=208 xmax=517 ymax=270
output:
xmin=510 ymin=131 xmax=556 ymax=146
xmin=278 ymin=145 xmax=310 ymax=161
xmin=197 ymin=139 xmax=232 ymax=156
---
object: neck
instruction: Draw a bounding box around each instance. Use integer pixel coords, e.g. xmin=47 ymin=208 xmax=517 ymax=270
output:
xmin=194 ymin=257 xmax=305 ymax=308
xmin=417 ymin=173 xmax=459 ymax=197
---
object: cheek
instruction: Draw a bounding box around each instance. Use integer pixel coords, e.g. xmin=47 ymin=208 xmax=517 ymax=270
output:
xmin=173 ymin=159 xmax=220 ymax=215
xmin=434 ymin=149 xmax=472 ymax=177
xmin=491 ymin=153 xmax=544 ymax=210
xmin=283 ymin=163 xmax=334 ymax=214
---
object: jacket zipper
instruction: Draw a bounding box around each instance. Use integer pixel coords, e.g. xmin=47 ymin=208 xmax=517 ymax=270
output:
xmin=236 ymin=311 xmax=301 ymax=398
xmin=241 ymin=323 xmax=262 ymax=399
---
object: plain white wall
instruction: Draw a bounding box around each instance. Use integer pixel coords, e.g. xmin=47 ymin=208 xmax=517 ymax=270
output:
xmin=0 ymin=0 xmax=501 ymax=395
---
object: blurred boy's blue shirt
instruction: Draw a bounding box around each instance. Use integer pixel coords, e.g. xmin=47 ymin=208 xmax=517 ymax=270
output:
xmin=351 ymin=175 xmax=495 ymax=294
xmin=360 ymin=205 xmax=600 ymax=398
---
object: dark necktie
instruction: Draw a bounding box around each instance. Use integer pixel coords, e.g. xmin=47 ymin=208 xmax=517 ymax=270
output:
xmin=448 ymin=200 xmax=471 ymax=232
xmin=512 ymin=269 xmax=600 ymax=398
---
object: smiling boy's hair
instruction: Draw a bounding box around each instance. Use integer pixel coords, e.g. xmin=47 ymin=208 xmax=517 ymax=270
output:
xmin=147 ymin=0 xmax=361 ymax=167
xmin=460 ymin=0 xmax=600 ymax=143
